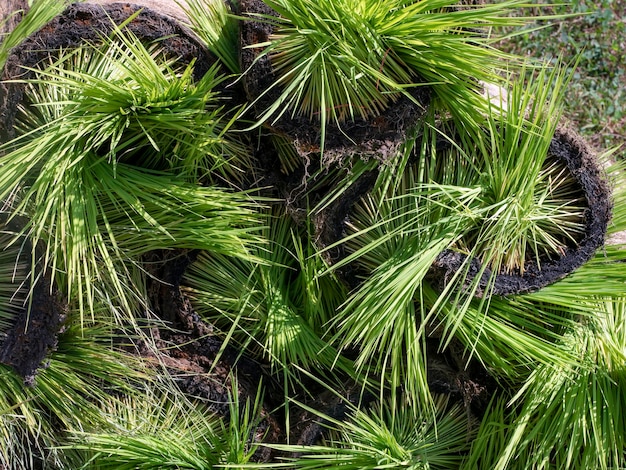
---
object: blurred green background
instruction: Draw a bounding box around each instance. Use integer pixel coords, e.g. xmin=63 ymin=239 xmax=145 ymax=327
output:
xmin=499 ymin=0 xmax=625 ymax=156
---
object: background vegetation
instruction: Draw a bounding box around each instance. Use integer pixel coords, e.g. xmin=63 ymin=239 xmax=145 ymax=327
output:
xmin=498 ymin=0 xmax=626 ymax=155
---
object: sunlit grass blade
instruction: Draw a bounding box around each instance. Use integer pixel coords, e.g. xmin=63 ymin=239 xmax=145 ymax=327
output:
xmin=434 ymin=290 xmax=580 ymax=382
xmin=461 ymin=395 xmax=513 ymax=470
xmin=528 ymin=245 xmax=626 ymax=306
xmin=180 ymin=0 xmax=241 ymax=74
xmin=0 ymin=217 xmax=30 ymax=333
xmin=96 ymin=163 xmax=265 ymax=260
xmin=606 ymin=158 xmax=626 ymax=237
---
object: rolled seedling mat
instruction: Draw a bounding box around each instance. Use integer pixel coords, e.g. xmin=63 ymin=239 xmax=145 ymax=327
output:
xmin=0 ymin=215 xmax=65 ymax=385
xmin=238 ymin=0 xmax=431 ymax=164
xmin=0 ymin=1 xmax=215 ymax=142
xmin=429 ymin=125 xmax=612 ymax=296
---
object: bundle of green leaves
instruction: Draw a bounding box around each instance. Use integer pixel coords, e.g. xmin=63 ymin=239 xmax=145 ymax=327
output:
xmin=318 ymin=62 xmax=600 ymax=412
xmin=183 ymin=206 xmax=353 ymax=390
xmin=267 ymin=394 xmax=474 ymax=469
xmin=465 ymin=276 xmax=626 ymax=469
xmin=63 ymin=376 xmax=265 ymax=469
xmin=182 ymin=0 xmax=241 ymax=74
xmin=0 ymin=219 xmax=29 ymax=333
xmin=0 ymin=27 xmax=264 ymax=323
xmin=0 ymin=323 xmax=147 ymax=468
xmin=450 ymin=64 xmax=585 ymax=276
xmin=0 ymin=0 xmax=70 ymax=70
xmin=246 ymin=0 xmax=536 ymax=144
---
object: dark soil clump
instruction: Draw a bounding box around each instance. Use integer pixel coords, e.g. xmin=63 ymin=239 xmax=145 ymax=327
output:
xmin=0 ymin=217 xmax=66 ymax=385
xmin=0 ymin=275 xmax=65 ymax=386
xmin=425 ymin=337 xmax=497 ymax=419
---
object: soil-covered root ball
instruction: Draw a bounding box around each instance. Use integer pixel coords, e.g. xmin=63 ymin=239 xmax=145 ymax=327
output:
xmin=429 ymin=125 xmax=612 ymax=296
xmin=0 ymin=2 xmax=215 ymax=142
xmin=238 ymin=0 xmax=431 ymax=164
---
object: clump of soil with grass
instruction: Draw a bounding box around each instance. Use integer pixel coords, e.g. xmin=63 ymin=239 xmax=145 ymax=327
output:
xmin=0 ymin=2 xmax=218 ymax=142
xmin=239 ymin=0 xmax=431 ymax=164
xmin=430 ymin=126 xmax=611 ymax=296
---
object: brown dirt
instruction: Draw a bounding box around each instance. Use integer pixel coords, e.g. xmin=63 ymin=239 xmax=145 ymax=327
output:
xmin=312 ymin=170 xmax=378 ymax=280
xmin=0 ymin=0 xmax=28 ymax=36
xmin=0 ymin=217 xmax=65 ymax=386
xmin=141 ymin=249 xmax=285 ymax=461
